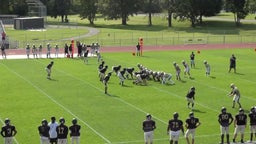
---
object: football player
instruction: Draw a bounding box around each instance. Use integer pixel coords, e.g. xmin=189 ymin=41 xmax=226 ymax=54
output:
xmin=26 ymin=44 xmax=30 ymax=59
xmin=142 ymin=114 xmax=156 ymax=144
xmin=185 ymin=112 xmax=201 ymax=144
xmin=38 ymin=119 xmax=50 ymax=144
xmin=99 ymin=65 xmax=108 ymax=82
xmin=248 ymin=106 xmax=256 ymax=142
xmin=69 ymin=118 xmax=81 ymax=144
xmin=112 ymin=65 xmax=121 ymax=75
xmin=48 ymin=116 xmax=58 ymax=144
xmin=45 ymin=61 xmax=54 ymax=79
xmin=173 ymin=62 xmax=181 ymax=81
xmin=46 ymin=43 xmax=51 ymax=59
xmin=182 ymin=60 xmax=191 ymax=78
xmin=186 ymin=87 xmax=195 ymax=110
xmin=56 ymin=117 xmax=68 ymax=144
xmin=161 ymin=72 xmax=174 ymax=85
xmin=55 ymin=44 xmax=59 ymax=58
xmin=203 ymin=60 xmax=210 ymax=76
xmin=117 ymin=68 xmax=126 ymax=86
xmin=103 ymin=72 xmax=112 ymax=94
xmin=0 ymin=118 xmax=17 ymax=144
xmin=32 ymin=44 xmax=38 ymax=59
xmin=218 ymin=107 xmax=233 ymax=144
xmin=167 ymin=112 xmax=184 ymax=144
xmin=233 ymin=108 xmax=247 ymax=143
xmin=228 ymin=83 xmax=242 ymax=108
xmin=125 ymin=67 xmax=134 ymax=79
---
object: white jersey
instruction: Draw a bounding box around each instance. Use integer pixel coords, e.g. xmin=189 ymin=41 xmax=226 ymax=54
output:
xmin=48 ymin=122 xmax=58 ymax=138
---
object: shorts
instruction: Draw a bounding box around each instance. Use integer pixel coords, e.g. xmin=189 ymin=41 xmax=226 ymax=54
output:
xmin=250 ymin=125 xmax=256 ymax=133
xmin=186 ymin=97 xmax=194 ymax=103
xmin=234 ymin=125 xmax=245 ymax=134
xmin=50 ymin=138 xmax=57 ymax=143
xmin=57 ymin=138 xmax=67 ymax=144
xmin=169 ymin=130 xmax=181 ymax=141
xmin=144 ymin=131 xmax=154 ymax=143
xmin=220 ymin=126 xmax=229 ymax=134
xmin=185 ymin=129 xmax=196 ymax=138
xmin=233 ymin=95 xmax=240 ymax=102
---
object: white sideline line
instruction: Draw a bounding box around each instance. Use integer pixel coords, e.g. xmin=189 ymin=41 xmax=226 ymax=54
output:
xmin=0 ymin=63 xmax=112 ymax=144
xmin=0 ymin=117 xmax=19 ymax=144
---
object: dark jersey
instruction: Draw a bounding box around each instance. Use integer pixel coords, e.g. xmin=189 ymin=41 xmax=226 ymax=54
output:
xmin=56 ymin=124 xmax=68 ymax=139
xmin=218 ymin=112 xmax=233 ymax=127
xmin=98 ymin=64 xmax=104 ymax=71
xmin=186 ymin=90 xmax=195 ymax=99
xmin=100 ymin=67 xmax=107 ymax=74
xmin=249 ymin=112 xmax=256 ymax=125
xmin=126 ymin=68 xmax=134 ymax=74
xmin=69 ymin=124 xmax=81 ymax=137
xmin=190 ymin=53 xmax=195 ymax=60
xmin=143 ymin=120 xmax=156 ymax=132
xmin=47 ymin=63 xmax=53 ymax=69
xmin=235 ymin=114 xmax=247 ymax=125
xmin=103 ymin=75 xmax=110 ymax=84
xmin=84 ymin=50 xmax=89 ymax=57
xmin=1 ymin=125 xmax=16 ymax=137
xmin=185 ymin=117 xmax=199 ymax=129
xmin=230 ymin=56 xmax=236 ymax=68
xmin=38 ymin=125 xmax=50 ymax=137
xmin=168 ymin=119 xmax=183 ymax=131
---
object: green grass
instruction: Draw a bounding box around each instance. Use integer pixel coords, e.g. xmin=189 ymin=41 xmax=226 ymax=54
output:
xmin=1 ymin=48 xmax=256 ymax=143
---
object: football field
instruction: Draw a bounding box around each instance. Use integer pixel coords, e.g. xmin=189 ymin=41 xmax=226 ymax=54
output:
xmin=0 ymin=48 xmax=256 ymax=144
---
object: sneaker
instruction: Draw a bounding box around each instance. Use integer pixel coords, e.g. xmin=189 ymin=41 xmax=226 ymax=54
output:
xmin=241 ymin=139 xmax=244 ymax=143
xmin=233 ymin=139 xmax=235 ymax=143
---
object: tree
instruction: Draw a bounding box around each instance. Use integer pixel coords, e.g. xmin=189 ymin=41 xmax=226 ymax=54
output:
xmin=98 ymin=0 xmax=141 ymax=25
xmin=79 ymin=0 xmax=98 ymax=25
xmin=142 ymin=0 xmax=163 ymax=26
xmin=51 ymin=0 xmax=71 ymax=22
xmin=0 ymin=0 xmax=28 ymax=16
xmin=164 ymin=0 xmax=178 ymax=27
xmin=225 ymin=0 xmax=249 ymax=26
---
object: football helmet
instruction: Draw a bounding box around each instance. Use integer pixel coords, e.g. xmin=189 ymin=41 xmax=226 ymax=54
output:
xmin=189 ymin=112 xmax=194 ymax=118
xmin=221 ymin=107 xmax=226 ymax=113
xmin=4 ymin=118 xmax=10 ymax=125
xmin=59 ymin=117 xmax=65 ymax=124
xmin=146 ymin=113 xmax=151 ymax=119
xmin=42 ymin=119 xmax=48 ymax=125
xmin=173 ymin=112 xmax=179 ymax=119
xmin=72 ymin=118 xmax=77 ymax=124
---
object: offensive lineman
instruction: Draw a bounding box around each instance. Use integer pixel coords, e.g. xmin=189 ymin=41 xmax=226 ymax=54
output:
xmin=185 ymin=112 xmax=201 ymax=144
xmin=38 ymin=119 xmax=50 ymax=144
xmin=69 ymin=118 xmax=81 ymax=144
xmin=142 ymin=114 xmax=156 ymax=144
xmin=0 ymin=118 xmax=17 ymax=144
xmin=218 ymin=107 xmax=233 ymax=144
xmin=56 ymin=117 xmax=68 ymax=144
xmin=167 ymin=112 xmax=184 ymax=144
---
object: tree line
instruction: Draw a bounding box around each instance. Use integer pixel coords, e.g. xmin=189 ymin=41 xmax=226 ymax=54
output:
xmin=1 ymin=0 xmax=256 ymax=27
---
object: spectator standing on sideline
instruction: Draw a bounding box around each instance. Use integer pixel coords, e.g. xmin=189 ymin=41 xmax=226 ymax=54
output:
xmin=1 ymin=118 xmax=17 ymax=144
xmin=77 ymin=42 xmax=82 ymax=57
xmin=56 ymin=117 xmax=68 ymax=144
xmin=185 ymin=112 xmax=201 ymax=144
xmin=38 ymin=119 xmax=50 ymax=144
xmin=1 ymin=31 xmax=6 ymax=42
xmin=32 ymin=44 xmax=38 ymax=59
xmin=248 ymin=106 xmax=256 ymax=142
xmin=47 ymin=43 xmax=51 ymax=58
xmin=48 ymin=116 xmax=58 ymax=144
xmin=228 ymin=83 xmax=242 ymax=108
xmin=38 ymin=44 xmax=43 ymax=58
xmin=229 ymin=54 xmax=236 ymax=73
xmin=45 ymin=61 xmax=54 ymax=79
xmin=96 ymin=50 xmax=102 ymax=64
xmin=1 ymin=42 xmax=6 ymax=59
xmin=167 ymin=112 xmax=184 ymax=144
xmin=136 ymin=42 xmax=141 ymax=56
xmin=218 ymin=107 xmax=233 ymax=144
xmin=186 ymin=86 xmax=196 ymax=110
xmin=64 ymin=43 xmax=69 ymax=57
xmin=233 ymin=108 xmax=247 ymax=143
xmin=190 ymin=52 xmax=195 ymax=68
xmin=69 ymin=118 xmax=81 ymax=144
xmin=55 ymin=44 xmax=59 ymax=58
xmin=69 ymin=44 xmax=72 ymax=56
xmin=203 ymin=60 xmax=210 ymax=76
xmin=142 ymin=114 xmax=156 ymax=144
xmin=26 ymin=44 xmax=30 ymax=59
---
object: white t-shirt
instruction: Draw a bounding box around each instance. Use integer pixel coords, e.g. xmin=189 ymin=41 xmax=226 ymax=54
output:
xmin=48 ymin=122 xmax=58 ymax=138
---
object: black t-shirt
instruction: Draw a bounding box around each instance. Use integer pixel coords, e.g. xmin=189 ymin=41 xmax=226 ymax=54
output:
xmin=218 ymin=112 xmax=233 ymax=127
xmin=1 ymin=125 xmax=16 ymax=137
xmin=186 ymin=90 xmax=195 ymax=99
xmin=143 ymin=120 xmax=156 ymax=132
xmin=168 ymin=119 xmax=183 ymax=131
xmin=69 ymin=124 xmax=81 ymax=136
xmin=235 ymin=114 xmax=247 ymax=125
xmin=248 ymin=112 xmax=256 ymax=125
xmin=186 ymin=117 xmax=199 ymax=129
xmin=38 ymin=125 xmax=50 ymax=137
xmin=56 ymin=124 xmax=68 ymax=139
